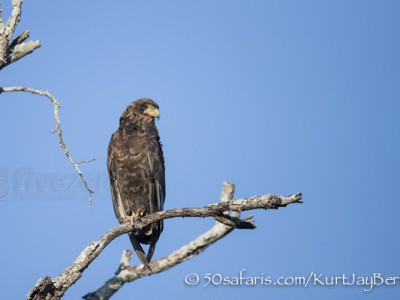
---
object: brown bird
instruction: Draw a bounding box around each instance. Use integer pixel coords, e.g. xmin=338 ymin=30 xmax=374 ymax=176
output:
xmin=107 ymin=98 xmax=165 ymax=271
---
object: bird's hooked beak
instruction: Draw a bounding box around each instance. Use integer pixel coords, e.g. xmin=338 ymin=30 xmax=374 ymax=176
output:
xmin=144 ymin=106 xmax=160 ymax=120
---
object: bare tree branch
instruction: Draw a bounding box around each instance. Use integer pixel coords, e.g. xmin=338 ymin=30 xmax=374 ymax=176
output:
xmin=8 ymin=28 xmax=29 ymax=48
xmin=0 ymin=86 xmax=95 ymax=201
xmin=0 ymin=3 xmax=93 ymax=200
xmin=83 ymin=182 xmax=239 ymax=299
xmin=83 ymin=219 xmax=246 ymax=300
xmin=27 ymin=190 xmax=302 ymax=300
xmin=0 ymin=0 xmax=41 ymax=70
xmin=6 ymin=31 xmax=40 ymax=66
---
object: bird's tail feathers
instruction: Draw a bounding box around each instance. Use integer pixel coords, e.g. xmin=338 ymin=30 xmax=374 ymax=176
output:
xmin=146 ymin=237 xmax=157 ymax=263
xmin=128 ymin=232 xmax=152 ymax=272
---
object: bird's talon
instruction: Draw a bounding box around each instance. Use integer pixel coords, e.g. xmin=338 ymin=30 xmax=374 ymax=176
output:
xmin=129 ymin=213 xmax=137 ymax=225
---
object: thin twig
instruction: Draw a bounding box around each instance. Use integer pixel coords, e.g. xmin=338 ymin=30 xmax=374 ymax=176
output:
xmin=26 ymin=191 xmax=302 ymax=300
xmin=8 ymin=28 xmax=29 ymax=50
xmin=0 ymin=86 xmax=95 ymax=202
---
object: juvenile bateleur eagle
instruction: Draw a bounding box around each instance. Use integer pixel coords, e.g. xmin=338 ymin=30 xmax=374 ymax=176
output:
xmin=107 ymin=98 xmax=165 ymax=271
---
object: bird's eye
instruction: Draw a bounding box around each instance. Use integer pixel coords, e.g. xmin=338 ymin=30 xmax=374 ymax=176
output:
xmin=141 ymin=103 xmax=148 ymax=110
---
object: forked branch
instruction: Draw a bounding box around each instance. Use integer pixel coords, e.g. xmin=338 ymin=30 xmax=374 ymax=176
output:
xmin=0 ymin=0 xmax=41 ymax=70
xmin=27 ymin=185 xmax=302 ymax=300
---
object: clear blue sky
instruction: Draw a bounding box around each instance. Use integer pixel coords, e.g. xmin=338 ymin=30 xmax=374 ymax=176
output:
xmin=1 ymin=1 xmax=399 ymax=299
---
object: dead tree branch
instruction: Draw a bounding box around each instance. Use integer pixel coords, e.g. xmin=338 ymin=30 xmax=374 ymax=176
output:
xmin=83 ymin=182 xmax=240 ymax=299
xmin=0 ymin=0 xmax=40 ymax=70
xmin=0 ymin=1 xmax=94 ymax=200
xmin=27 ymin=187 xmax=302 ymax=300
xmin=0 ymin=86 xmax=95 ymax=201
xmin=83 ymin=219 xmax=249 ymax=300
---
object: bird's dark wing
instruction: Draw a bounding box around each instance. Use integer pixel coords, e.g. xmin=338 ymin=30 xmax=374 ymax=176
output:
xmin=107 ymin=133 xmax=152 ymax=270
xmin=145 ymin=142 xmax=165 ymax=263
xmin=107 ymin=136 xmax=125 ymax=222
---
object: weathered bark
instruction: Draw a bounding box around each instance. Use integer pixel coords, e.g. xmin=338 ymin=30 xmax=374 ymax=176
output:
xmin=0 ymin=0 xmax=40 ymax=70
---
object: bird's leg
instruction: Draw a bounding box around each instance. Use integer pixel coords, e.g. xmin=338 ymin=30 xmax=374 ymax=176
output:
xmin=130 ymin=208 xmax=145 ymax=224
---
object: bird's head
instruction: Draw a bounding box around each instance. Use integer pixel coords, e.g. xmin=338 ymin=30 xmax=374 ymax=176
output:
xmin=120 ymin=98 xmax=160 ymax=127
xmin=141 ymin=99 xmax=160 ymax=120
